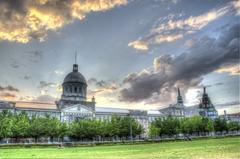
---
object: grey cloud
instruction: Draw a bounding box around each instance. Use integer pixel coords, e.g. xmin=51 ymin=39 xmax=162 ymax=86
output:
xmin=120 ymin=23 xmax=239 ymax=104
xmin=87 ymin=78 xmax=118 ymax=96
xmin=88 ymin=78 xmax=98 ymax=85
xmin=23 ymin=75 xmax=31 ymax=80
xmin=0 ymin=85 xmax=19 ymax=92
xmin=39 ymin=81 xmax=56 ymax=89
xmin=88 ymin=78 xmax=117 ymax=88
xmin=10 ymin=63 xmax=19 ymax=69
xmin=27 ymin=50 xmax=43 ymax=63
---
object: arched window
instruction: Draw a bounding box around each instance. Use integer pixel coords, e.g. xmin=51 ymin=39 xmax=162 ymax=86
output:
xmin=79 ymin=87 xmax=83 ymax=95
xmin=79 ymin=87 xmax=82 ymax=94
xmin=74 ymin=86 xmax=78 ymax=93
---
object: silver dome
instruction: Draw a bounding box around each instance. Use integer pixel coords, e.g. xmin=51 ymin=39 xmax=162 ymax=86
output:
xmin=63 ymin=71 xmax=87 ymax=84
xmin=63 ymin=64 xmax=87 ymax=84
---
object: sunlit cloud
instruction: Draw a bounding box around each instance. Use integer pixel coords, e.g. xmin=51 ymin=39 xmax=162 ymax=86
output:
xmin=54 ymin=70 xmax=64 ymax=75
xmin=216 ymin=64 xmax=240 ymax=75
xmin=154 ymin=34 xmax=183 ymax=44
xmin=0 ymin=0 xmax=128 ymax=43
xmin=233 ymin=0 xmax=240 ymax=15
xmin=129 ymin=1 xmax=237 ymax=51
xmin=128 ymin=40 xmax=149 ymax=51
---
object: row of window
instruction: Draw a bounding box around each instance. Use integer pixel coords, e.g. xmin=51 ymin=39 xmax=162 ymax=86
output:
xmin=64 ymin=85 xmax=86 ymax=95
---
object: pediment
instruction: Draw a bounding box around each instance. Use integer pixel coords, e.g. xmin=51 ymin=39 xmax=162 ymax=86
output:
xmin=62 ymin=104 xmax=93 ymax=113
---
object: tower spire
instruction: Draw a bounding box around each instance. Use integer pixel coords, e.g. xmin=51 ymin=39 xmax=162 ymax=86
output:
xmin=75 ymin=51 xmax=77 ymax=64
xmin=73 ymin=51 xmax=78 ymax=72
xmin=178 ymin=87 xmax=181 ymax=96
xmin=177 ymin=87 xmax=183 ymax=104
xmin=203 ymin=86 xmax=206 ymax=94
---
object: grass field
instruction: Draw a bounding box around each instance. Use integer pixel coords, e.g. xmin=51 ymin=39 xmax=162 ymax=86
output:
xmin=0 ymin=137 xmax=239 ymax=159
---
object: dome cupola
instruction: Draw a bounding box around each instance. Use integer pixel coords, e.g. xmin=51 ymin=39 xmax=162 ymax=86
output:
xmin=63 ymin=64 xmax=87 ymax=84
xmin=61 ymin=64 xmax=87 ymax=102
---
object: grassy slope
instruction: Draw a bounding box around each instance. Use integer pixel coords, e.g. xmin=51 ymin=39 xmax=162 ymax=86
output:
xmin=0 ymin=137 xmax=239 ymax=159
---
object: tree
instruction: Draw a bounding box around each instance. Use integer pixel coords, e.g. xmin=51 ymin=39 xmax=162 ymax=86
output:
xmin=149 ymin=124 xmax=160 ymax=137
xmin=180 ymin=118 xmax=193 ymax=134
xmin=28 ymin=116 xmax=45 ymax=142
xmin=118 ymin=116 xmax=144 ymax=138
xmin=199 ymin=117 xmax=214 ymax=134
xmin=57 ymin=122 xmax=69 ymax=142
xmin=214 ymin=118 xmax=228 ymax=132
xmin=43 ymin=116 xmax=61 ymax=142
xmin=0 ymin=111 xmax=14 ymax=140
xmin=161 ymin=117 xmax=180 ymax=136
xmin=227 ymin=121 xmax=240 ymax=131
xmin=12 ymin=112 xmax=30 ymax=142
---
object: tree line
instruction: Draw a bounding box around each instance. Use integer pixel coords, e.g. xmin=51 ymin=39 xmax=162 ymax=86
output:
xmin=0 ymin=110 xmax=144 ymax=142
xmin=149 ymin=116 xmax=240 ymax=137
xmin=0 ymin=110 xmax=239 ymax=143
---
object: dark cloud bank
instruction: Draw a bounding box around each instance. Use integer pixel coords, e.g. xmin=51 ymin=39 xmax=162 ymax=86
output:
xmin=120 ymin=24 xmax=240 ymax=104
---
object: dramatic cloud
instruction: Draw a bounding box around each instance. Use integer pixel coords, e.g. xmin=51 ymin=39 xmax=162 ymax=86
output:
xmin=129 ymin=1 xmax=237 ymax=50
xmin=0 ymin=0 xmax=128 ymax=43
xmin=120 ymin=24 xmax=239 ymax=105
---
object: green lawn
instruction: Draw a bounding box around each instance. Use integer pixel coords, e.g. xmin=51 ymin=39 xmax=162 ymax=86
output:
xmin=0 ymin=137 xmax=239 ymax=159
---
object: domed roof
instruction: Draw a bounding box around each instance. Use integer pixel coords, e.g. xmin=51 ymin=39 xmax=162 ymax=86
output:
xmin=63 ymin=72 xmax=87 ymax=84
xmin=63 ymin=64 xmax=87 ymax=84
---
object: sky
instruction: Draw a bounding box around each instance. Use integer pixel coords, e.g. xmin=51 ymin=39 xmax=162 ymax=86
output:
xmin=0 ymin=0 xmax=239 ymax=111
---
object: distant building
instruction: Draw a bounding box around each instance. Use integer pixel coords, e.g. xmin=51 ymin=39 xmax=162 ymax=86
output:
xmin=220 ymin=110 xmax=240 ymax=122
xmin=198 ymin=87 xmax=218 ymax=119
xmin=160 ymin=88 xmax=186 ymax=117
